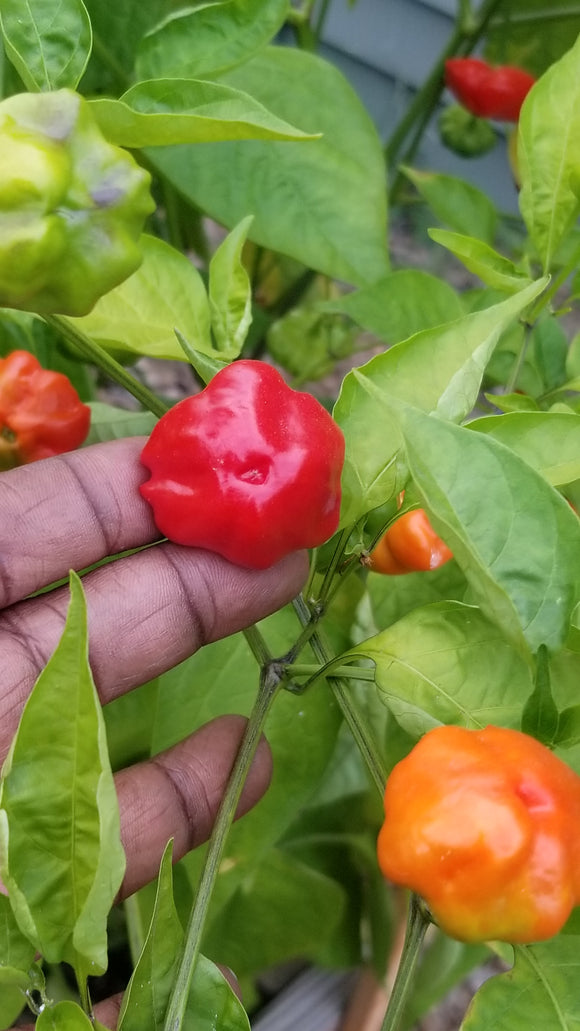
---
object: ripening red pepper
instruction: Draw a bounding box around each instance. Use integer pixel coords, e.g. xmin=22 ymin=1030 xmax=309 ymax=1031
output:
xmin=377 ymin=725 xmax=580 ymax=943
xmin=140 ymin=359 xmax=345 ymax=570
xmin=444 ymin=58 xmax=536 ymax=122
xmin=368 ymin=509 xmax=452 ymax=575
xmin=0 ymin=350 xmax=91 ymax=470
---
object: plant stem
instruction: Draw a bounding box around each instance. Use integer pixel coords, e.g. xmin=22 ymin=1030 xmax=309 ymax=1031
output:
xmin=490 ymin=5 xmax=580 ymax=26
xmin=163 ymin=667 xmax=281 ymax=1031
xmin=44 ymin=315 xmax=169 ymax=418
xmin=505 ymin=322 xmax=532 ymax=394
xmin=529 ymin=250 xmax=580 ymax=319
xmin=287 ymin=663 xmax=376 ymax=681
xmin=124 ymin=893 xmax=146 ymax=967
xmin=316 ymin=527 xmax=354 ymax=606
xmin=314 ymin=0 xmax=333 ymax=43
xmin=243 ymin=623 xmax=274 ymax=666
xmin=292 ymin=595 xmax=387 ymax=795
xmin=379 ymin=894 xmax=430 ymax=1031
xmin=75 ymin=964 xmax=93 ymax=1017
xmin=385 ymin=0 xmax=504 ymax=176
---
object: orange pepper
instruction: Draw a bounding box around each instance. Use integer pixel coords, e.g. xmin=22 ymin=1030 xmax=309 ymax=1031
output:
xmin=377 ymin=725 xmax=580 ymax=943
xmin=369 ymin=509 xmax=452 ymax=575
xmin=0 ymin=350 xmax=90 ymax=470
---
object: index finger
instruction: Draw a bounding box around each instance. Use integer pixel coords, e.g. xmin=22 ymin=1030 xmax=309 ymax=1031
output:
xmin=0 ymin=438 xmax=156 ymax=609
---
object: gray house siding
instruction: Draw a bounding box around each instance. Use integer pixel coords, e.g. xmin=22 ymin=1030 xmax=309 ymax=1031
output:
xmin=307 ymin=0 xmax=520 ymax=212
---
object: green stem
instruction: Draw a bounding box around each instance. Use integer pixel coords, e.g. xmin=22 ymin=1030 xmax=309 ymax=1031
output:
xmin=314 ymin=0 xmax=333 ymax=43
xmin=380 ymin=894 xmax=430 ymax=1031
xmin=505 ymin=323 xmax=532 ymax=394
xmin=75 ymin=964 xmax=92 ymax=1017
xmin=292 ymin=595 xmax=387 ymax=795
xmin=490 ymin=5 xmax=580 ymax=26
xmin=316 ymin=527 xmax=354 ymax=606
xmin=163 ymin=668 xmax=281 ymax=1031
xmin=162 ymin=181 xmax=185 ymax=254
xmin=124 ymin=893 xmax=146 ymax=967
xmin=529 ymin=253 xmax=580 ymax=321
xmin=385 ymin=0 xmax=504 ymax=173
xmin=287 ymin=663 xmax=376 ymax=681
xmin=45 ymin=315 xmax=169 ymax=418
xmin=243 ymin=623 xmax=274 ymax=667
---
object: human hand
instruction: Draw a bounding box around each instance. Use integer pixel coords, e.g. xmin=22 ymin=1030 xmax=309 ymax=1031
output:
xmin=0 ymin=437 xmax=308 ymax=1027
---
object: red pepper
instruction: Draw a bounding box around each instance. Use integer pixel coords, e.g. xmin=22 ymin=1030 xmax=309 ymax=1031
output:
xmin=377 ymin=725 xmax=580 ymax=943
xmin=140 ymin=360 xmax=345 ymax=569
xmin=368 ymin=509 xmax=452 ymax=575
xmin=444 ymin=58 xmax=536 ymax=122
xmin=0 ymin=350 xmax=91 ymax=470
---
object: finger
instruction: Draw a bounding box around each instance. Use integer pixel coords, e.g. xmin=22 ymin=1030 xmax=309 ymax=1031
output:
xmin=0 ymin=544 xmax=307 ymax=761
xmin=0 ymin=438 xmax=155 ymax=608
xmin=93 ymin=996 xmax=123 ymax=1030
xmin=115 ymin=715 xmax=271 ymax=899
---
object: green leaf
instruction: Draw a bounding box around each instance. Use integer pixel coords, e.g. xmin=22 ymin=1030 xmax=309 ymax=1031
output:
xmin=324 ymin=270 xmax=463 ymax=344
xmin=185 ymin=956 xmax=251 ymax=1031
xmin=90 ymin=78 xmax=317 ymax=147
xmin=351 ymin=601 xmax=531 ymax=738
xmin=0 ymin=988 xmax=25 ymax=1031
xmin=428 ymin=230 xmax=532 ymax=293
xmin=554 ymin=704 xmax=580 ymax=749
xmin=36 ymin=1002 xmax=94 ymax=1030
xmin=70 ymin=236 xmax=212 ymax=362
xmin=485 ymin=0 xmax=580 ymax=79
xmin=119 ymin=840 xmax=182 ymax=1030
xmin=0 ymin=894 xmax=34 ymax=1030
xmin=120 ymin=840 xmax=251 ymax=1031
xmin=81 ymin=0 xmax=164 ymax=92
xmin=484 ymin=391 xmax=539 ymax=412
xmin=462 ymin=938 xmax=580 ymax=1029
xmin=0 ymin=573 xmax=125 ymax=973
xmin=152 ymin=607 xmax=342 ymax=922
xmin=407 ymin=932 xmax=490 ymax=1029
xmin=368 ymin=558 xmax=468 ymax=631
xmin=518 ymin=32 xmax=580 ymax=271
xmin=148 ymin=47 xmax=389 ymax=287
xmin=469 ymin=411 xmax=580 ymax=487
xmin=266 ymin=307 xmax=357 ymax=384
xmin=136 ymin=0 xmax=289 ymax=81
xmin=401 ymin=167 xmax=498 ymax=244
xmin=483 ymin=393 xmax=539 ymax=414
xmin=203 ymin=849 xmax=346 ymax=976
xmin=334 ymin=279 xmax=548 ymax=526
xmin=521 ymin=645 xmax=559 ymax=745
xmin=395 ymin=406 xmax=580 ymax=653
xmin=549 ymin=375 xmax=580 ymax=398
xmin=85 ymin=403 xmax=157 ymax=446
xmin=209 ymin=216 xmax=253 ymax=355
xmin=0 ymin=892 xmax=35 ymax=981
xmin=531 ymin=315 xmax=569 ymax=392
xmin=0 ymin=0 xmax=92 ymax=90
xmin=174 ymin=331 xmax=229 ymax=385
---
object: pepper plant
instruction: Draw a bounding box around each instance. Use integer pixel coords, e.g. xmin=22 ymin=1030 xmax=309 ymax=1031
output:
xmin=2 ymin=2 xmax=580 ymax=1030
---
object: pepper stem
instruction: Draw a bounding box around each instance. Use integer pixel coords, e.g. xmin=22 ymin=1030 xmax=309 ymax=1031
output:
xmin=292 ymin=594 xmax=387 ymax=795
xmin=162 ymin=665 xmax=281 ymax=1031
xmin=44 ymin=315 xmax=170 ymax=418
xmin=380 ymin=894 xmax=431 ymax=1031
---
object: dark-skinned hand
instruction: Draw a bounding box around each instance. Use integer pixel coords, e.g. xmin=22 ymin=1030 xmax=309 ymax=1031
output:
xmin=0 ymin=438 xmax=307 ymax=1027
